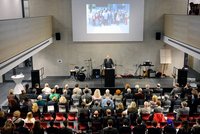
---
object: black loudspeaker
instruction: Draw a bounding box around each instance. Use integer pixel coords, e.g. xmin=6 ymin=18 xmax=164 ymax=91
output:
xmin=156 ymin=32 xmax=161 ymax=40
xmin=92 ymin=69 xmax=100 ymax=79
xmin=55 ymin=32 xmax=61 ymax=40
xmin=177 ymin=69 xmax=188 ymax=87
xmin=31 ymin=70 xmax=40 ymax=88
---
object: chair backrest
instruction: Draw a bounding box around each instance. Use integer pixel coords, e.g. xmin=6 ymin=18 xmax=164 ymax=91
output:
xmin=47 ymin=105 xmax=55 ymax=113
xmin=58 ymin=104 xmax=67 ymax=113
xmin=197 ymin=105 xmax=200 ymax=113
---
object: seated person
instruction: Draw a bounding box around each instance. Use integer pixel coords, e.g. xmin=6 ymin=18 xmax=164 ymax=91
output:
xmin=103 ymin=89 xmax=113 ymax=100
xmin=49 ymin=88 xmax=60 ymax=101
xmin=133 ymin=118 xmax=146 ymax=134
xmin=176 ymin=101 xmax=190 ymax=120
xmin=103 ymin=110 xmax=116 ymax=128
xmin=147 ymin=121 xmax=161 ymax=134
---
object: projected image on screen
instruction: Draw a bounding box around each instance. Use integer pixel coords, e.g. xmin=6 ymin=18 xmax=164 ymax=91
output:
xmin=86 ymin=4 xmax=130 ymax=34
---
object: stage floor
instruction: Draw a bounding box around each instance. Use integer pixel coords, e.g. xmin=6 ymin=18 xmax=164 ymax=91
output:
xmin=40 ymin=76 xmax=174 ymax=89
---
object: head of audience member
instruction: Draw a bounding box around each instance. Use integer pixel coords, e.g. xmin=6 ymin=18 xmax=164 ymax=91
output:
xmin=26 ymin=112 xmax=33 ymax=120
xmin=84 ymin=89 xmax=89 ymax=94
xmin=121 ymin=111 xmax=127 ymax=117
xmin=157 ymin=83 xmax=161 ymax=88
xmin=94 ymin=101 xmax=99 ymax=106
xmin=145 ymin=84 xmax=150 ymax=89
xmin=51 ymin=88 xmax=56 ymax=94
xmin=138 ymin=88 xmax=143 ymax=93
xmin=0 ymin=111 xmax=5 ymax=118
xmin=135 ymin=84 xmax=140 ymax=89
xmin=125 ymin=83 xmax=131 ymax=89
xmin=34 ymin=83 xmax=40 ymax=89
xmin=52 ymin=96 xmax=58 ymax=102
xmin=181 ymin=101 xmax=188 ymax=108
xmin=164 ymin=94 xmax=169 ymax=100
xmin=32 ymin=103 xmax=39 ymax=113
xmin=8 ymin=89 xmax=14 ymax=95
xmin=3 ymin=119 xmax=14 ymax=129
xmin=37 ymin=95 xmax=43 ymax=100
xmin=44 ymin=83 xmax=49 ymax=88
xmin=105 ymin=89 xmax=110 ymax=95
xmin=34 ymin=120 xmax=42 ymax=129
xmin=13 ymin=110 xmax=21 ymax=118
xmin=152 ymin=95 xmax=158 ymax=102
xmin=127 ymin=88 xmax=131 ymax=93
xmin=174 ymin=83 xmax=179 ymax=88
xmin=156 ymin=100 xmax=161 ymax=107
xmin=21 ymin=89 xmax=26 ymax=94
xmin=128 ymin=101 xmax=137 ymax=109
xmin=93 ymin=110 xmax=99 ymax=118
xmin=24 ymin=84 xmax=30 ymax=90
xmin=75 ymin=83 xmax=79 ymax=88
xmin=116 ymin=102 xmax=124 ymax=110
xmin=106 ymin=100 xmax=111 ymax=106
xmin=54 ymin=85 xmax=59 ymax=90
xmin=106 ymin=109 xmax=112 ymax=116
xmin=174 ymin=94 xmax=179 ymax=99
xmin=93 ymin=89 xmax=101 ymax=98
xmin=59 ymin=96 xmax=67 ymax=104
xmin=144 ymin=101 xmax=150 ymax=108
xmin=115 ymin=89 xmax=121 ymax=95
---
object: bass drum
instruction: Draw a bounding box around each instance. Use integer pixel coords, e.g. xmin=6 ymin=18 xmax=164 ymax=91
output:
xmin=77 ymin=73 xmax=86 ymax=81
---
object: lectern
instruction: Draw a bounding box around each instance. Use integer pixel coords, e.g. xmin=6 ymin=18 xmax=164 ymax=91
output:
xmin=104 ymin=68 xmax=115 ymax=87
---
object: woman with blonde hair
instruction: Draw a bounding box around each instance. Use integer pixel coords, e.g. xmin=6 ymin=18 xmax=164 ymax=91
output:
xmin=127 ymin=101 xmax=138 ymax=114
xmin=150 ymin=95 xmax=158 ymax=108
xmin=24 ymin=112 xmax=35 ymax=124
xmin=92 ymin=89 xmax=102 ymax=101
xmin=59 ymin=95 xmax=67 ymax=104
xmin=116 ymin=102 xmax=124 ymax=116
xmin=31 ymin=103 xmax=41 ymax=119
xmin=1 ymin=119 xmax=14 ymax=134
xmin=12 ymin=110 xmax=24 ymax=124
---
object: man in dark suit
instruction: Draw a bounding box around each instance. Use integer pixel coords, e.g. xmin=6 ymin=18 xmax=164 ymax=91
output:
xmin=103 ymin=119 xmax=119 ymax=134
xmin=103 ymin=55 xmax=114 ymax=69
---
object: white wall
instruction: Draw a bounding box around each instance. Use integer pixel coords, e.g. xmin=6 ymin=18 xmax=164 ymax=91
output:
xmin=0 ymin=0 xmax=22 ymax=20
xmin=30 ymin=0 xmax=188 ymax=77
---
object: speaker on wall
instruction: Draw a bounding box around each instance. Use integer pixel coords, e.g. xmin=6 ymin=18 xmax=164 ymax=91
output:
xmin=177 ymin=69 xmax=188 ymax=87
xmin=31 ymin=70 xmax=40 ymax=88
xmin=55 ymin=32 xmax=61 ymax=40
xmin=156 ymin=32 xmax=161 ymax=40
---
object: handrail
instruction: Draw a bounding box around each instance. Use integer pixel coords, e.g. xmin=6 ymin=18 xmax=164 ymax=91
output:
xmin=39 ymin=67 xmax=44 ymax=80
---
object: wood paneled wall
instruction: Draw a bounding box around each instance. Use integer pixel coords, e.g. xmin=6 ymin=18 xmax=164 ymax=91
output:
xmin=0 ymin=16 xmax=52 ymax=63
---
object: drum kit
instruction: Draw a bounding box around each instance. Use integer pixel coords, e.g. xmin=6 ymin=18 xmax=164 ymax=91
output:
xmin=70 ymin=58 xmax=93 ymax=81
xmin=70 ymin=66 xmax=86 ymax=81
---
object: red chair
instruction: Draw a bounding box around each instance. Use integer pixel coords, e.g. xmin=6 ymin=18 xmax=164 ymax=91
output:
xmin=153 ymin=113 xmax=166 ymax=123
xmin=54 ymin=122 xmax=61 ymax=128
xmin=192 ymin=113 xmax=200 ymax=120
xmin=189 ymin=122 xmax=196 ymax=128
xmin=145 ymin=121 xmax=152 ymax=128
xmin=166 ymin=113 xmax=175 ymax=120
xmin=55 ymin=113 xmax=66 ymax=121
xmin=78 ymin=122 xmax=88 ymax=132
xmin=141 ymin=113 xmax=151 ymax=121
xmin=43 ymin=113 xmax=54 ymax=121
xmin=179 ymin=114 xmax=189 ymax=121
xmin=40 ymin=122 xmax=48 ymax=129
xmin=67 ymin=112 xmax=77 ymax=121
xmin=174 ymin=121 xmax=182 ymax=129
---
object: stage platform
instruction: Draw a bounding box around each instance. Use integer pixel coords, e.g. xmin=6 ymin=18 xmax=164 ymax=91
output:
xmin=40 ymin=76 xmax=174 ymax=89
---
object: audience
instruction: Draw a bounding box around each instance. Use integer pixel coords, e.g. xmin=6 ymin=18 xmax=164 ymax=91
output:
xmin=42 ymin=83 xmax=52 ymax=95
xmin=2 ymin=82 xmax=200 ymax=133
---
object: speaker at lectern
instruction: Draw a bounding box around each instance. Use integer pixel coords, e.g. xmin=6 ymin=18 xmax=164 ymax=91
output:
xmin=104 ymin=68 xmax=115 ymax=87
